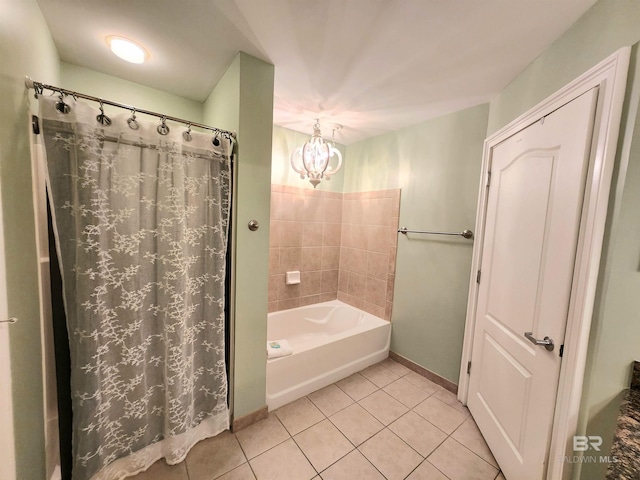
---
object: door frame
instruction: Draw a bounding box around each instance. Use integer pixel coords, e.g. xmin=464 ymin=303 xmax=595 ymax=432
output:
xmin=0 ymin=177 xmax=17 ymax=480
xmin=458 ymin=47 xmax=630 ymax=480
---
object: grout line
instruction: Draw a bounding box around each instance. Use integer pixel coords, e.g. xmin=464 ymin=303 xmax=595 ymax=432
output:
xmin=393 ymin=408 xmax=450 ymax=440
xmin=446 ymin=436 xmax=500 ymax=472
xmin=354 ymin=445 xmax=390 ymax=479
xmin=425 ymin=458 xmax=454 ymax=480
xmin=404 ymin=458 xmax=448 ymax=480
xmin=382 ymin=425 xmax=424 ymax=459
xmin=326 ymin=405 xmax=383 ymax=449
xmin=241 ymin=414 xmax=292 ymax=462
xmin=288 ymin=434 xmax=321 ymax=476
xmin=245 ymin=460 xmax=259 ymax=480
xmin=301 ymin=426 xmax=357 ymax=477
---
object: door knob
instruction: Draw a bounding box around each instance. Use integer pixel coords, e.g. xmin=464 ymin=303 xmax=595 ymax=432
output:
xmin=524 ymin=332 xmax=554 ymax=351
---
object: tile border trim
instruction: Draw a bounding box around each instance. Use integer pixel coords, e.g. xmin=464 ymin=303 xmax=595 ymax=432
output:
xmin=389 ymin=351 xmax=457 ymax=394
xmin=231 ymin=405 xmax=269 ymax=433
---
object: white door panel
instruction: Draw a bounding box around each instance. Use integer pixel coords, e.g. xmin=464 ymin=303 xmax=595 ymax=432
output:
xmin=468 ymin=89 xmax=599 ymax=480
xmin=477 ymin=332 xmax=532 ymax=452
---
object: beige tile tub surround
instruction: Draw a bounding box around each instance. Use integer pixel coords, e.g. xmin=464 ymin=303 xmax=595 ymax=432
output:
xmin=268 ymin=185 xmax=400 ymax=319
xmin=269 ymin=185 xmax=343 ymax=312
xmin=339 ymin=189 xmax=400 ymax=321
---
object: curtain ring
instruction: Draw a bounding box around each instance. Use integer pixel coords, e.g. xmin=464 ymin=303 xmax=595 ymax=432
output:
xmin=33 ymin=84 xmax=43 ymax=99
xmin=127 ymin=108 xmax=139 ymax=130
xmin=212 ymin=131 xmax=220 ymax=147
xmin=157 ymin=115 xmax=170 ymax=135
xmin=96 ymin=99 xmax=112 ymax=126
xmin=55 ymin=91 xmax=71 ymax=114
xmin=182 ymin=123 xmax=192 ymax=142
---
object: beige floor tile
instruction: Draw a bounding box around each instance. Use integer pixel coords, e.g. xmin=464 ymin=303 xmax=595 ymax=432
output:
xmin=404 ymin=372 xmax=441 ymax=396
xmin=217 ymin=463 xmax=256 ymax=480
xmin=275 ymin=396 xmax=325 ymax=435
xmin=389 ymin=411 xmax=448 ymax=457
xmin=186 ymin=431 xmax=247 ymax=480
xmin=428 ymin=438 xmax=498 ymax=480
xmin=383 ymin=378 xmax=430 ymax=408
xmin=329 ymin=403 xmax=384 ymax=446
xmin=359 ymin=389 xmax=409 ymax=425
xmin=130 ymin=458 xmax=188 ymax=480
xmin=451 ymin=417 xmax=498 ymax=467
xmin=379 ymin=358 xmax=412 ymax=377
xmin=320 ymin=449 xmax=385 ymax=480
xmin=249 ymin=439 xmax=316 ymax=480
xmin=235 ymin=414 xmax=290 ymax=459
xmin=413 ymin=396 xmax=466 ymax=434
xmin=406 ymin=460 xmax=450 ymax=480
xmin=308 ymin=384 xmax=354 ymax=417
xmin=495 ymin=473 xmax=506 ymax=480
xmin=335 ymin=373 xmax=378 ymax=401
xmin=360 ymin=363 xmax=400 ymax=388
xmin=359 ymin=428 xmax=423 ymax=480
xmin=294 ymin=419 xmax=354 ymax=471
xmin=433 ymin=388 xmax=470 ymax=416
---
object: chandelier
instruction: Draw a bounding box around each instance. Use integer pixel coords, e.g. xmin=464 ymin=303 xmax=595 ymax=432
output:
xmin=290 ymin=120 xmax=342 ymax=188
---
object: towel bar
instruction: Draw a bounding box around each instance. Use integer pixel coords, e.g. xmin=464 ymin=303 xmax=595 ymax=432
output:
xmin=398 ymin=227 xmax=473 ymax=239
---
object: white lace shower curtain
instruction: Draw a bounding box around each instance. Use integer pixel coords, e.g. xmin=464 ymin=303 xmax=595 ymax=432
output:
xmin=38 ymin=95 xmax=231 ymax=480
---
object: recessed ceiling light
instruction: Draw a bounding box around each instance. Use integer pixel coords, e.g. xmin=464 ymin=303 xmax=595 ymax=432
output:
xmin=105 ymin=36 xmax=148 ymax=64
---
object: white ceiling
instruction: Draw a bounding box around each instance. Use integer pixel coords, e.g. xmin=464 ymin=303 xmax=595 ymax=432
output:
xmin=37 ymin=0 xmax=597 ymax=144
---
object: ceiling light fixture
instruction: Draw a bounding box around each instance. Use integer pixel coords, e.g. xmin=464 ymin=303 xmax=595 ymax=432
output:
xmin=106 ymin=36 xmax=148 ymax=64
xmin=290 ymin=120 xmax=343 ymax=188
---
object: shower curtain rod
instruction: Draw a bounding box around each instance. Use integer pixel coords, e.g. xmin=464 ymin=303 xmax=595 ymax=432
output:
xmin=25 ymin=76 xmax=237 ymax=141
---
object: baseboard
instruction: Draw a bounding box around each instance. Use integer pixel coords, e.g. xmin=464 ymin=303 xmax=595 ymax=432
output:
xmin=389 ymin=351 xmax=458 ymax=394
xmin=231 ymin=406 xmax=269 ymax=432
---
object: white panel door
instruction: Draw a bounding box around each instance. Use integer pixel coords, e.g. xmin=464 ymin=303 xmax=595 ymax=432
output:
xmin=467 ymin=88 xmax=598 ymax=480
xmin=0 ymin=180 xmax=17 ymax=480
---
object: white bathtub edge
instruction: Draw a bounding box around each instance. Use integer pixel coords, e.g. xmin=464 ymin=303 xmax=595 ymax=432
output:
xmin=266 ymin=339 xmax=390 ymax=411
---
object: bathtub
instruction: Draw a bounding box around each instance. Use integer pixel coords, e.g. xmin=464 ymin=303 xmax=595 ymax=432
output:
xmin=266 ymin=300 xmax=391 ymax=410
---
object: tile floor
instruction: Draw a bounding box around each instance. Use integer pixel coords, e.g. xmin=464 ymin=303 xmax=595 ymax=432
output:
xmin=131 ymin=358 xmax=505 ymax=480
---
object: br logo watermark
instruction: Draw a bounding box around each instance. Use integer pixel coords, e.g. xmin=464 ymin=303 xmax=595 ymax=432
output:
xmin=557 ymin=436 xmax=618 ymax=464
xmin=573 ymin=435 xmax=602 ymax=452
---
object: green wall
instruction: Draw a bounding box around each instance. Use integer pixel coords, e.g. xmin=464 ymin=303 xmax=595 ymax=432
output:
xmin=272 ymin=124 xmax=346 ymax=193
xmin=61 ymin=63 xmax=203 ymax=122
xmin=343 ymin=104 xmax=489 ymax=383
xmin=485 ymin=1 xmax=640 ymax=478
xmin=0 ymin=0 xmax=60 ymax=478
xmin=205 ymin=53 xmax=275 ymax=418
xmin=203 ymin=56 xmax=240 ymax=134
xmin=487 ymin=0 xmax=640 ymax=136
xmin=234 ymin=53 xmax=274 ymax=418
